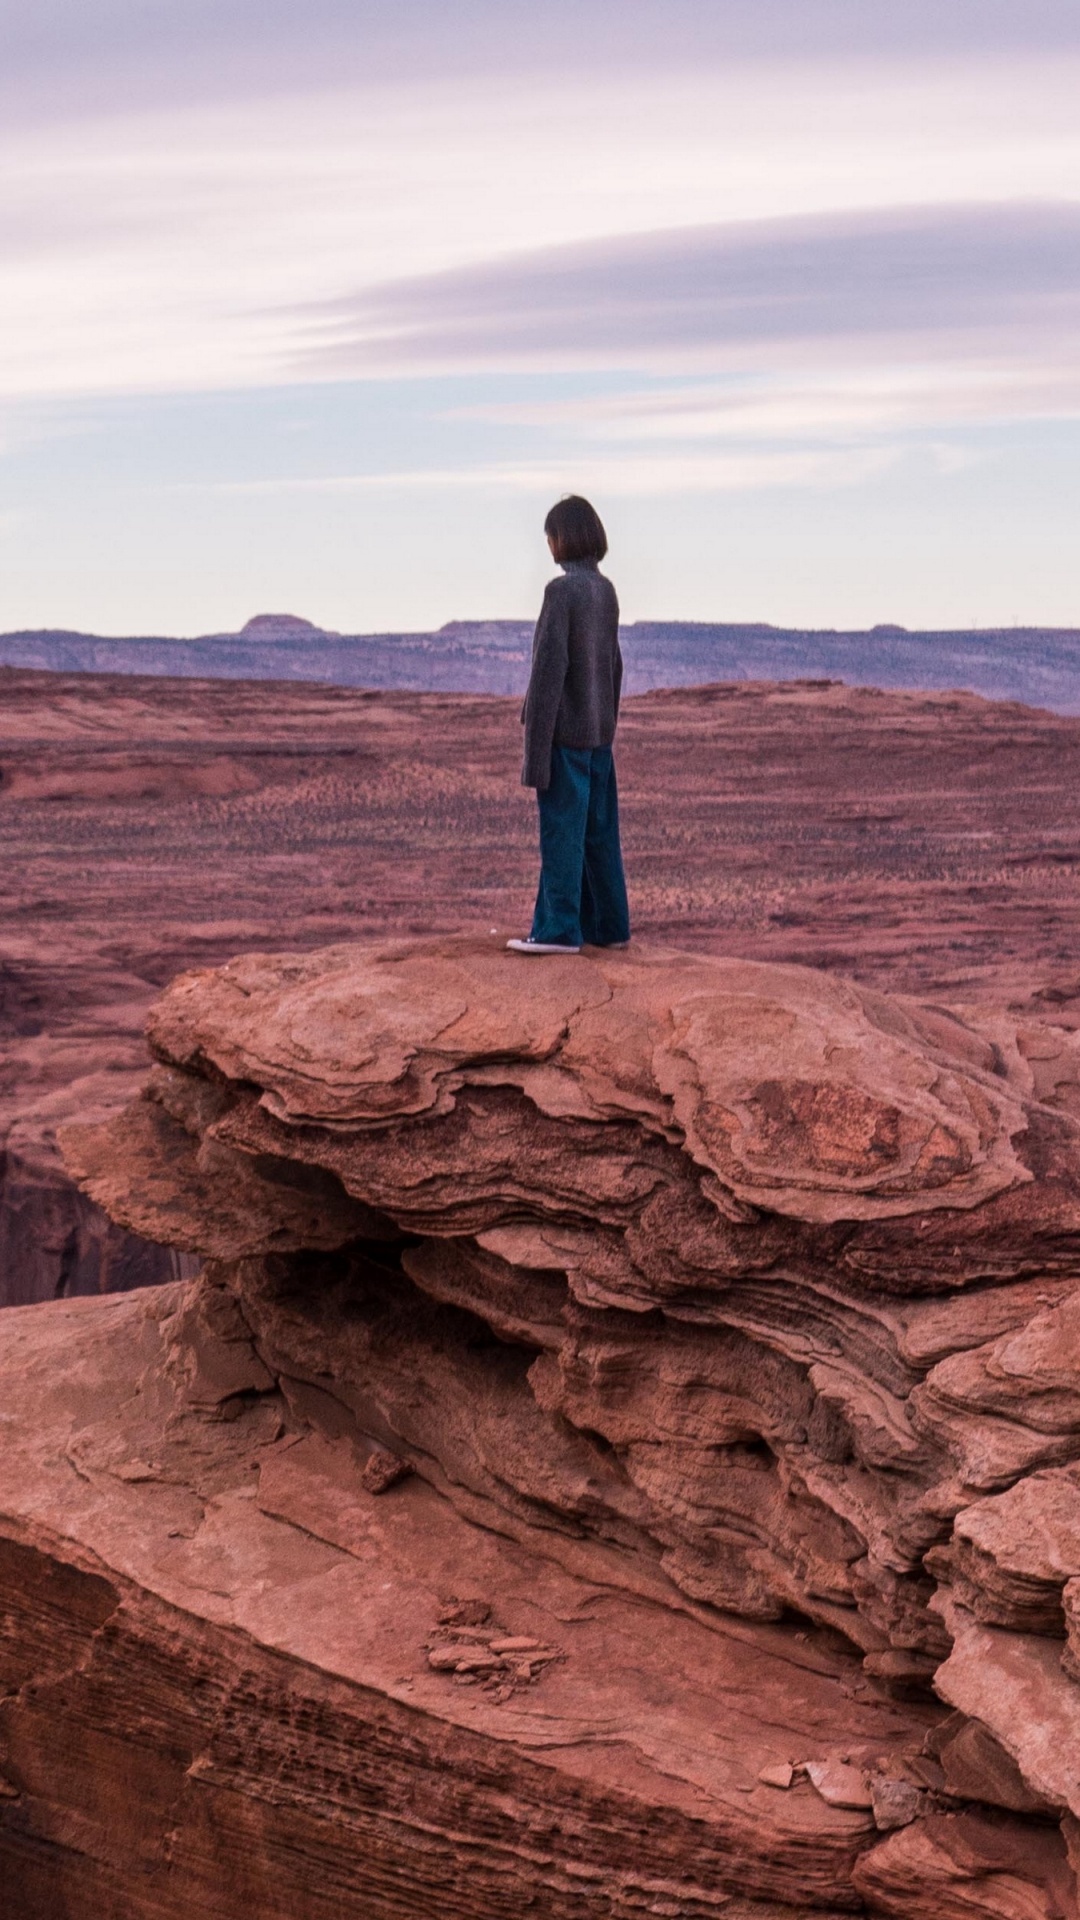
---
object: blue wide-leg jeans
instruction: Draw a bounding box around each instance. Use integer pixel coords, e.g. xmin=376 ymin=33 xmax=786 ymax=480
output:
xmin=531 ymin=746 xmax=631 ymax=949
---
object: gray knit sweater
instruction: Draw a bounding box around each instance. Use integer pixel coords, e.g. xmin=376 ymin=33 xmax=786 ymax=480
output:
xmin=520 ymin=559 xmax=623 ymax=790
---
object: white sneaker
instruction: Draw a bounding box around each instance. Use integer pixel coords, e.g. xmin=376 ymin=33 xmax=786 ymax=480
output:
xmin=506 ymin=937 xmax=582 ymax=955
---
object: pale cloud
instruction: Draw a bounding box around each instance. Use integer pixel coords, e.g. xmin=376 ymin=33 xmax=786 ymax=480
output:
xmin=1 ymin=1 xmax=1079 ymax=634
xmin=286 ymin=202 xmax=1080 ymax=464
xmin=450 ymin=364 xmax=1080 ymax=444
xmin=1 ymin=58 xmax=1078 ymax=398
xmin=301 ymin=203 xmax=1080 ymax=378
xmin=5 ymin=1 xmax=1078 ymax=130
xmin=202 ymin=443 xmax=916 ymax=497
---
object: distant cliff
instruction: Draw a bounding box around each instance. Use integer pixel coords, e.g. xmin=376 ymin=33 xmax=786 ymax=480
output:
xmin=4 ymin=613 xmax=1080 ymax=710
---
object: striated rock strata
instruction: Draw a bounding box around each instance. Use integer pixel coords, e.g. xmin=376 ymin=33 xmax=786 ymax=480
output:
xmin=4 ymin=935 xmax=1080 ymax=1914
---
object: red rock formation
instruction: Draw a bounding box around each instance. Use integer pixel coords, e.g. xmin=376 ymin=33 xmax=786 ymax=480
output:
xmin=9 ymin=665 xmax=1080 ymax=1308
xmin=2 ymin=935 xmax=1078 ymax=1915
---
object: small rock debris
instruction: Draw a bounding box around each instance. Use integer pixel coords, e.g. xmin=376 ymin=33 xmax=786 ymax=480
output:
xmin=438 ymin=1599 xmax=491 ymax=1627
xmin=758 ymin=1762 xmax=795 ymax=1791
xmin=361 ymin=1448 xmax=412 ymax=1494
xmin=777 ymin=1750 xmax=941 ymax=1826
xmin=870 ymin=1776 xmax=927 ymax=1830
xmin=425 ymin=1602 xmax=563 ymax=1701
xmin=804 ymin=1758 xmax=874 ymax=1810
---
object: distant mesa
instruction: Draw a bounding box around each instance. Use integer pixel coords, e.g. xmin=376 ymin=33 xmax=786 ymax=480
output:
xmin=4 ymin=614 xmax=1080 ymax=711
xmin=438 ymin=619 xmax=533 ymax=637
xmin=238 ymin=613 xmax=330 ymax=640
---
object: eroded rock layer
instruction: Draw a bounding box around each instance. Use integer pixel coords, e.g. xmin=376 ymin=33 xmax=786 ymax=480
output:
xmin=4 ymin=934 xmax=1080 ymax=1915
xmin=0 ymin=1287 xmax=950 ymax=1920
xmin=9 ymin=665 xmax=1080 ymax=1307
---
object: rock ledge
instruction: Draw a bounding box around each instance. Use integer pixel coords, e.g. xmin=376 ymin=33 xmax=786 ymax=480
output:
xmin=3 ymin=935 xmax=1080 ymax=1916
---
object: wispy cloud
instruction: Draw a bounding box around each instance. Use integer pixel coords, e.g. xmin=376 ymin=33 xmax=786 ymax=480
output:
xmin=298 ymin=202 xmax=1080 ymax=379
xmin=6 ymin=1 xmax=1078 ymax=128
xmin=2 ymin=1 xmax=1079 ymax=633
xmin=2 ymin=53 xmax=1078 ymax=399
xmin=200 ymin=443 xmax=933 ymax=498
xmin=448 ymin=364 xmax=1080 ymax=446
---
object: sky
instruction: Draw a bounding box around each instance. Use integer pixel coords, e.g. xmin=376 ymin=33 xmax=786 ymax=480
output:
xmin=0 ymin=0 xmax=1078 ymax=635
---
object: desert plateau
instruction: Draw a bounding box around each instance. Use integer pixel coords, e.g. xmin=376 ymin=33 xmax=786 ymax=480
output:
xmin=6 ymin=612 xmax=1080 ymax=713
xmin=6 ymin=662 xmax=1080 ymax=1308
xmin=4 ymin=664 xmax=1080 ymax=1916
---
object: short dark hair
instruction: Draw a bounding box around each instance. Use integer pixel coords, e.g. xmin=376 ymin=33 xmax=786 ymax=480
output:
xmin=544 ymin=495 xmax=608 ymax=563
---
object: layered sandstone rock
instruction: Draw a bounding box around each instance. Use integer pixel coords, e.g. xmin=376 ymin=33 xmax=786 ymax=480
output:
xmin=4 ymin=934 xmax=1080 ymax=1915
xmin=10 ymin=664 xmax=1080 ymax=1308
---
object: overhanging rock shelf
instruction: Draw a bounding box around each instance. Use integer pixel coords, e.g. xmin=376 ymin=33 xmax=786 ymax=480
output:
xmin=3 ymin=934 xmax=1080 ymax=1917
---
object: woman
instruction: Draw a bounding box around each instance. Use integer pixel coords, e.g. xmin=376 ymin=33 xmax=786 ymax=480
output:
xmin=508 ymin=495 xmax=631 ymax=955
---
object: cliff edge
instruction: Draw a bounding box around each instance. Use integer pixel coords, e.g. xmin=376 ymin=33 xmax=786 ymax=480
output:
xmin=3 ymin=935 xmax=1080 ymax=1916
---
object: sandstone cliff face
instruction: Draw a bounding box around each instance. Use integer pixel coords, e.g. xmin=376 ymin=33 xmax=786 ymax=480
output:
xmin=4 ymin=935 xmax=1080 ymax=1916
xmin=0 ymin=1059 xmax=195 ymax=1306
xmin=0 ymin=951 xmax=184 ymax=1307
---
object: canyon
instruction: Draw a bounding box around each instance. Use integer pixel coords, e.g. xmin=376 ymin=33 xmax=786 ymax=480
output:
xmin=5 ymin=664 xmax=1080 ymax=1914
